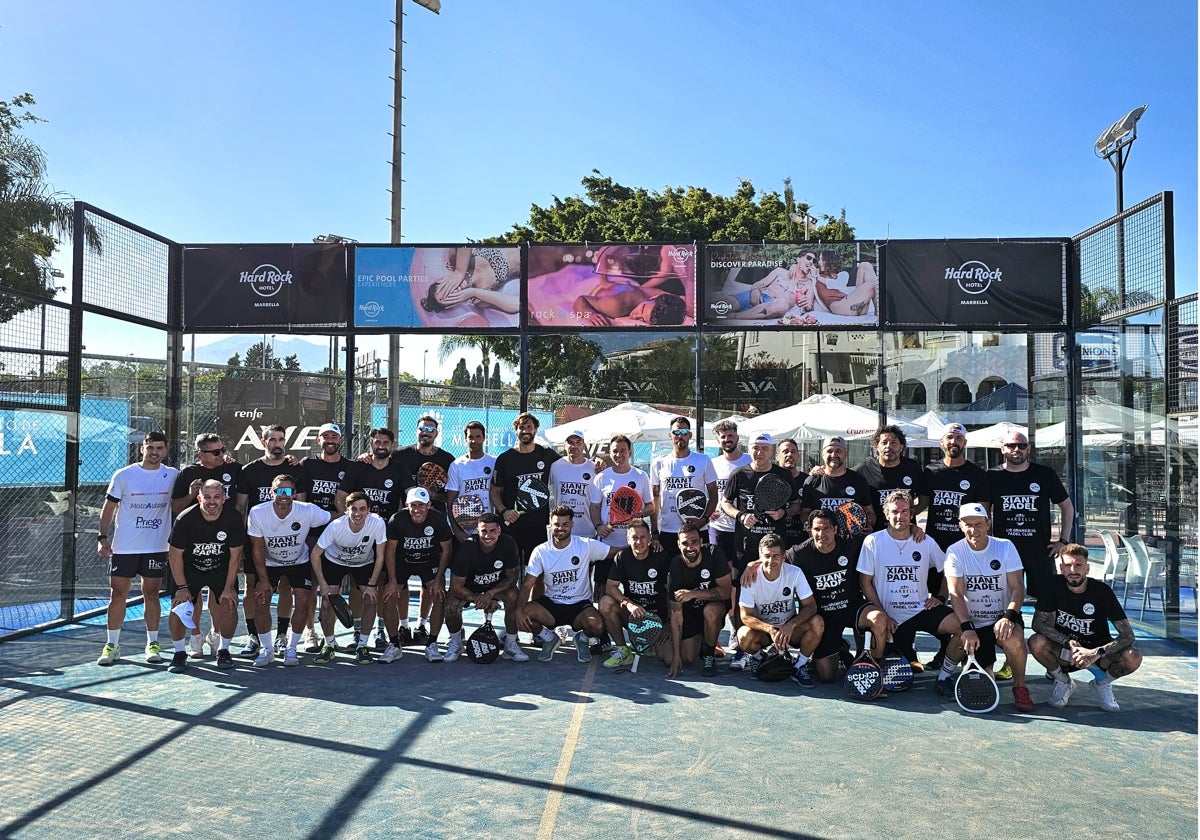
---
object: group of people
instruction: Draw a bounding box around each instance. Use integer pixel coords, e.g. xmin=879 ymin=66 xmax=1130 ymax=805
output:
xmin=95 ymin=412 xmax=1141 ymax=713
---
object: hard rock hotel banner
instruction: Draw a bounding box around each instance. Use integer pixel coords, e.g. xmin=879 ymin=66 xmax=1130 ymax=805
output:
xmin=183 ymin=244 xmax=348 ymax=330
xmin=881 ymin=240 xmax=1067 ymax=327
xmin=354 ymin=245 xmax=522 ymax=330
xmin=701 ymin=242 xmax=880 ymax=328
xmin=526 ymin=244 xmax=697 ymax=329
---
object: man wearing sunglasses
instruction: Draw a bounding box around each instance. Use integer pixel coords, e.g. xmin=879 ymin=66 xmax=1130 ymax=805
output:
xmin=987 ymin=431 xmax=1073 ymax=602
xmin=650 ymin=417 xmax=717 ymax=549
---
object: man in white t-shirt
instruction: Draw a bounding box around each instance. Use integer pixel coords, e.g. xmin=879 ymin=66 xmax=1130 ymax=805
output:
xmin=96 ymin=431 xmax=179 ymax=666
xmin=247 ymin=475 xmax=332 ymax=666
xmin=516 ymin=505 xmax=618 ymax=663
xmin=445 ymin=420 xmax=497 ymax=543
xmin=941 ymin=503 xmax=1033 ymax=712
xmin=550 ymin=430 xmax=604 ymax=539
xmin=736 ymin=534 xmax=822 ymax=686
xmin=650 ymin=416 xmax=717 ymax=547
xmin=593 ymin=433 xmax=653 ymax=551
xmin=310 ymin=490 xmax=388 ymax=665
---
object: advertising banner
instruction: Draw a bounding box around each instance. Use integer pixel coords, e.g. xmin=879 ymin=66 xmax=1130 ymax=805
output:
xmin=526 ymin=244 xmax=696 ymax=328
xmin=702 ymin=243 xmax=879 ymax=328
xmin=183 ymin=244 xmax=348 ymax=329
xmin=216 ymin=378 xmax=336 ymax=462
xmin=0 ymin=396 xmax=135 ymax=486
xmin=882 ymin=240 xmax=1066 ymax=326
xmin=354 ymin=245 xmax=522 ymax=330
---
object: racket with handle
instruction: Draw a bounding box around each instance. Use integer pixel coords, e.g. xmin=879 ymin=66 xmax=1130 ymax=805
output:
xmin=326 ymin=592 xmax=353 ymax=628
xmin=416 ymin=462 xmax=448 ymax=493
xmin=451 ymin=494 xmax=486 ymax=532
xmin=834 ymin=500 xmax=871 ymax=539
xmin=844 ymin=630 xmax=884 ymax=700
xmin=881 ymin=635 xmax=914 ymax=693
xmin=467 ymin=611 xmax=501 ymax=664
xmin=675 ymin=487 xmax=708 ymax=523
xmin=754 ymin=473 xmax=793 ymax=514
xmin=751 ymin=646 xmax=795 ymax=683
xmin=514 ymin=476 xmax=550 ymax=515
xmin=955 ymin=653 xmax=1000 ymax=714
xmin=608 ymin=486 xmax=645 ymax=526
xmin=626 ymin=611 xmax=663 ymax=674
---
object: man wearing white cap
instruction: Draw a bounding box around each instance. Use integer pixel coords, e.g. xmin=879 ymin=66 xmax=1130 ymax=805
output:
xmin=550 ymin=429 xmax=604 ymax=540
xmin=384 ymin=486 xmax=454 ymax=662
xmin=800 ymin=436 xmax=875 ymax=538
xmin=939 ymin=502 xmax=1034 ymax=712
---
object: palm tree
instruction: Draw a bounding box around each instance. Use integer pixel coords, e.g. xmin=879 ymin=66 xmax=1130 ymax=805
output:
xmin=437 ymin=335 xmax=519 ymax=383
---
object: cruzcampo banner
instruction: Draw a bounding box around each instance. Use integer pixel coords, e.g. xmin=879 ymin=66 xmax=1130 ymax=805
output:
xmin=882 ymin=240 xmax=1066 ymax=327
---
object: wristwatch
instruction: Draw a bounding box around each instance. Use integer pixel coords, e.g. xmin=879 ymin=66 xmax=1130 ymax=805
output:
xmin=960 ymin=621 xmax=975 ymax=632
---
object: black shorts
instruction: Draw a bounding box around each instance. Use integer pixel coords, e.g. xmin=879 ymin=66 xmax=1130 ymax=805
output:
xmin=679 ymin=605 xmax=705 ymax=641
xmin=397 ymin=564 xmax=440 ymax=585
xmin=266 ymin=563 xmax=314 ymax=591
xmin=170 ymin=569 xmax=230 ymax=603
xmin=892 ymin=604 xmax=953 ymax=651
xmin=534 ymin=596 xmax=592 ymax=629
xmin=108 ymin=552 xmax=167 ymax=579
xmin=323 ymin=560 xmax=373 ymax=589
xmin=813 ymin=608 xmax=859 ymax=659
xmin=969 ymin=623 xmax=1001 ymax=669
xmin=712 ymin=530 xmax=739 ymax=565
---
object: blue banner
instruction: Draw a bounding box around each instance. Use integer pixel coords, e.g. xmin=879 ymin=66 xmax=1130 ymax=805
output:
xmin=0 ymin=396 xmax=134 ymax=486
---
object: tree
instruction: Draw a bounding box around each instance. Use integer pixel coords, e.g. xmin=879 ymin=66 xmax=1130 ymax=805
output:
xmin=283 ymin=353 xmax=300 ymax=371
xmin=226 ymin=352 xmax=241 ymax=367
xmin=489 ymin=362 xmax=502 ymax=391
xmin=242 ymin=340 xmax=283 ymax=377
xmin=438 ymin=335 xmax=519 ymax=387
xmin=450 ymin=358 xmax=471 ymax=387
xmin=0 ymin=93 xmax=99 ymax=321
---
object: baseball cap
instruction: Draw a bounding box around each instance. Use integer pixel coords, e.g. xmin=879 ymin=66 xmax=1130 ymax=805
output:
xmin=751 ymin=433 xmax=775 ymax=446
xmin=318 ymin=423 xmax=342 ymax=436
xmin=959 ymin=502 xmax=989 ymax=519
xmin=823 ymin=435 xmax=847 ymax=450
xmin=945 ymin=423 xmax=968 ymax=437
xmin=565 ymin=429 xmax=586 ymax=442
xmin=406 ymin=487 xmax=431 ymax=505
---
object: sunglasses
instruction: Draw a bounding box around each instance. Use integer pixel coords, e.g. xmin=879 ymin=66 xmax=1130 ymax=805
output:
xmin=273 ymin=486 xmax=295 ymax=497
xmin=670 ymin=429 xmax=692 ymax=437
xmin=417 ymin=425 xmax=438 ymax=433
xmin=199 ymin=447 xmax=225 ymax=455
xmin=1004 ymin=442 xmax=1030 ymax=450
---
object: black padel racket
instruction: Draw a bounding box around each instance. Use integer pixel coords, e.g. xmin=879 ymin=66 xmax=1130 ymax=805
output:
xmin=754 ymin=473 xmax=793 ymax=513
xmin=835 ymin=500 xmax=871 ymax=539
xmin=451 ymin=494 xmax=486 ymax=532
xmin=881 ymin=636 xmax=914 ymax=693
xmin=515 ymin=476 xmax=550 ymax=515
xmin=467 ymin=612 xmax=501 ymax=664
xmin=609 ymin=486 xmax=645 ymax=526
xmin=675 ymin=487 xmax=708 ymax=522
xmin=955 ymin=653 xmax=999 ymax=714
xmin=327 ymin=592 xmax=353 ymax=628
xmin=844 ymin=631 xmax=884 ymax=700
xmin=752 ymin=646 xmax=795 ymax=683
xmin=626 ymin=612 xmax=663 ymax=674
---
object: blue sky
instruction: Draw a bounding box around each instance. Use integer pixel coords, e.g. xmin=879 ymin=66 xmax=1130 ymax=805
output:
xmin=2 ymin=1 xmax=1195 ymax=376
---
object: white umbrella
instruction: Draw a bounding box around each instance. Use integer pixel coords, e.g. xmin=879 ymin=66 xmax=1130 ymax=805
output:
xmin=544 ymin=402 xmax=681 ymax=445
xmin=740 ymin=394 xmax=924 ymax=442
xmin=966 ymin=422 xmax=1028 ymax=449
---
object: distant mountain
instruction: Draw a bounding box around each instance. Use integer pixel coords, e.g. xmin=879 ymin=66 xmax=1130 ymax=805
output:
xmin=193 ymin=336 xmax=331 ymax=372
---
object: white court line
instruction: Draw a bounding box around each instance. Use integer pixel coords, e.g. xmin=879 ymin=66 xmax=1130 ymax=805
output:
xmin=536 ymin=657 xmax=598 ymax=840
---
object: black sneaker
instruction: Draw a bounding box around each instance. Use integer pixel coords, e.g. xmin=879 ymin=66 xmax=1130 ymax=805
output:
xmin=701 ymin=655 xmax=715 ymax=677
xmin=168 ymin=651 xmax=189 ymax=673
xmin=374 ymin=629 xmax=388 ymax=651
xmin=934 ymin=678 xmax=953 ymax=698
xmin=412 ymin=626 xmax=430 ymax=646
xmin=838 ymin=640 xmax=854 ymax=670
xmin=216 ymin=649 xmax=234 ymax=670
xmin=791 ymin=663 xmax=816 ymax=689
xmin=396 ymin=627 xmax=413 ymax=646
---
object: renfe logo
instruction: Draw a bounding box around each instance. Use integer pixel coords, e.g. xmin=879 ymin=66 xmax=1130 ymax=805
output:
xmin=240 ymin=264 xmax=294 ymax=298
xmin=946 ymin=260 xmax=1002 ymax=295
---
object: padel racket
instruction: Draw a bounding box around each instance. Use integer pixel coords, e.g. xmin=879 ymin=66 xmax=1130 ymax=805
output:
xmin=609 ymin=486 xmax=645 ymax=526
xmin=754 ymin=473 xmax=793 ymax=513
xmin=451 ymin=494 xmax=486 ymax=532
xmin=752 ymin=646 xmax=795 ymax=682
xmin=844 ymin=631 xmax=884 ymax=700
xmin=835 ymin=500 xmax=871 ymax=539
xmin=881 ymin=636 xmax=914 ymax=693
xmin=467 ymin=612 xmax=501 ymax=664
xmin=955 ymin=653 xmax=999 ymax=714
xmin=416 ymin=462 xmax=448 ymax=493
xmin=514 ymin=476 xmax=550 ymax=514
xmin=675 ymin=487 xmax=708 ymax=522
xmin=626 ymin=612 xmax=663 ymax=674
xmin=326 ymin=592 xmax=354 ymax=628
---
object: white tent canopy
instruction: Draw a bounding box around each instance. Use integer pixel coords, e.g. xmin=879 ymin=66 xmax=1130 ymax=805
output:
xmin=543 ymin=402 xmax=681 ymax=444
xmin=965 ymin=422 xmax=1028 ymax=449
xmin=740 ymin=394 xmax=925 ymax=443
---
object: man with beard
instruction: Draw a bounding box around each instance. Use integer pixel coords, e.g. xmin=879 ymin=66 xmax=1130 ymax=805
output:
xmin=592 ymin=434 xmax=654 ymax=551
xmin=853 ymin=425 xmax=928 ymax=531
xmin=666 ymin=521 xmax=731 ymax=677
xmin=301 ymin=422 xmax=353 ymax=652
xmin=166 ymin=480 xmax=245 ymax=672
xmin=446 ymin=421 xmax=496 ymax=543
xmin=801 ymin=436 xmax=875 ymax=538
xmin=236 ymin=425 xmax=308 ymax=659
xmin=775 ymin=438 xmax=808 ymax=547
xmin=708 ymin=420 xmax=750 ymax=561
xmin=384 ymin=487 xmax=454 ymax=662
xmin=650 ymin=417 xmax=717 ymax=548
xmin=598 ymin=518 xmax=672 ymax=668
xmin=550 ymin=430 xmax=604 ymax=540
xmin=492 ymin=413 xmax=561 ymax=565
xmin=445 ymin=513 xmax=528 ymax=662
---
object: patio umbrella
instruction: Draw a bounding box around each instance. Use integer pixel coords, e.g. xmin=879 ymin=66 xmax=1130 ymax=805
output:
xmin=543 ymin=402 xmax=680 ymax=444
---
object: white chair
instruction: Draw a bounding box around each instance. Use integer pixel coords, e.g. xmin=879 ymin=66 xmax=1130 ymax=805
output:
xmin=1123 ymin=535 xmax=1166 ymax=619
xmin=1098 ymin=530 xmax=1128 ymax=593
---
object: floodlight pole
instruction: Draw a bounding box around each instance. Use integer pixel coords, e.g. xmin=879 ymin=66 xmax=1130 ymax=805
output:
xmin=1095 ymin=106 xmax=1147 ymax=308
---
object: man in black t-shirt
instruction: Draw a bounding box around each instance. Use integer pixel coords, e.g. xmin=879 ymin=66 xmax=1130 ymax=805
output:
xmin=666 ymin=521 xmax=731 ymax=677
xmin=385 ymin=487 xmax=453 ymax=663
xmin=800 ymin=436 xmax=875 ymax=538
xmin=1029 ymin=544 xmax=1141 ymax=712
xmin=598 ymin=518 xmax=672 ymax=668
xmin=166 ymin=480 xmax=246 ymax=672
xmin=445 ymin=513 xmax=527 ymax=662
xmin=301 ymin=422 xmax=353 ymax=652
xmin=392 ymin=414 xmax=456 ymax=513
xmin=492 ymin=412 xmax=561 ymax=561
xmin=852 ymin=425 xmax=928 ymax=531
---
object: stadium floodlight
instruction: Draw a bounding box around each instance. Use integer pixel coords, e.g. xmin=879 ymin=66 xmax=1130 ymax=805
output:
xmin=788 ymin=211 xmax=818 ymax=241
xmin=1094 ymin=104 xmax=1148 ymax=213
xmin=413 ymin=0 xmax=441 ymax=11
xmin=312 ymin=234 xmax=357 ymax=244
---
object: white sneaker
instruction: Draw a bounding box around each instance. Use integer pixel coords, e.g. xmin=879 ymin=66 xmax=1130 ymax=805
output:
xmin=1091 ymin=679 xmax=1120 ymax=712
xmin=380 ymin=643 xmax=402 ymax=664
xmin=282 ymin=647 xmax=300 ymax=667
xmin=444 ymin=633 xmax=463 ymax=663
xmin=252 ymin=649 xmax=275 ymax=667
xmin=144 ymin=642 xmax=164 ymax=664
xmin=1049 ymin=674 xmax=1076 ymax=708
xmin=502 ymin=635 xmax=530 ymax=662
xmin=206 ymin=630 xmax=221 ymax=656
xmin=425 ymin=642 xmax=444 ymax=663
xmin=186 ymin=633 xmax=204 ymax=658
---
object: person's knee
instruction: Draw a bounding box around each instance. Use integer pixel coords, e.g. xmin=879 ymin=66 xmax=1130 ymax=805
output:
xmin=1122 ymin=648 xmax=1143 ymax=673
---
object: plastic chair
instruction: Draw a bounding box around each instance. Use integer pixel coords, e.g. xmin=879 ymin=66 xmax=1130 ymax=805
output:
xmin=1123 ymin=535 xmax=1166 ymax=619
xmin=1098 ymin=530 xmax=1128 ymax=593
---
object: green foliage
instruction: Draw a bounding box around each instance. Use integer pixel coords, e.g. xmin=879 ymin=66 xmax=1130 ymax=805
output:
xmin=450 ymin=358 xmax=471 ymax=387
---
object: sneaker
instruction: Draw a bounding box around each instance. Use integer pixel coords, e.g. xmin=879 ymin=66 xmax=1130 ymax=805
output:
xmin=396 ymin=627 xmax=413 ymax=647
xmin=144 ymin=642 xmax=164 ymax=664
xmin=425 ymin=642 xmax=444 ymax=663
xmin=186 ymin=633 xmax=204 ymax=658
xmin=97 ymin=643 xmax=120 ymax=666
xmin=356 ymin=646 xmax=373 ymax=664
xmin=574 ymin=632 xmax=591 ymax=664
xmin=792 ymin=663 xmax=816 ymax=689
xmin=702 ymin=655 xmax=716 ymax=677
xmin=909 ymin=660 xmax=925 ymax=674
xmin=729 ymin=649 xmax=749 ymax=671
xmin=538 ymin=634 xmax=561 ymax=662
xmin=252 ymin=648 xmax=275 ymax=667
xmin=502 ymin=636 xmax=530 ymax=663
xmin=238 ymin=638 xmax=261 ymax=658
xmin=273 ymin=634 xmax=287 ymax=655
xmin=379 ymin=644 xmax=402 ymax=664
xmin=216 ymin=649 xmax=234 ymax=670
xmin=345 ymin=630 xmax=361 ymax=652
xmin=303 ymin=628 xmax=322 ymax=654
xmin=314 ymin=644 xmax=336 ymax=665
xmin=282 ymin=647 xmax=300 ymax=667
xmin=994 ymin=663 xmax=1013 ymax=682
xmin=375 ymin=629 xmax=389 ymax=651
xmin=1091 ymin=680 xmax=1120 ymax=712
xmin=168 ymin=650 xmax=189 ymax=673
xmin=413 ymin=626 xmax=430 ymax=646
xmin=590 ymin=639 xmax=612 ymax=656
xmin=1013 ymin=684 xmax=1035 ymax=712
xmin=926 ymin=650 xmax=946 ymax=672
xmin=444 ymin=633 xmax=463 ymax=663
xmin=603 ymin=647 xmax=635 ymax=669
xmin=1049 ymin=675 xmax=1076 ymax=708
xmin=933 ymin=677 xmax=954 ymax=698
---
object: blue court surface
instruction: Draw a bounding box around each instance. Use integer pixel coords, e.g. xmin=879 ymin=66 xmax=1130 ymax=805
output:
xmin=0 ymin=599 xmax=1195 ymax=840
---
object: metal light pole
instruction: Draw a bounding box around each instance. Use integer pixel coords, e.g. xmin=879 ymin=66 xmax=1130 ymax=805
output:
xmin=1095 ymin=105 xmax=1148 ymax=307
